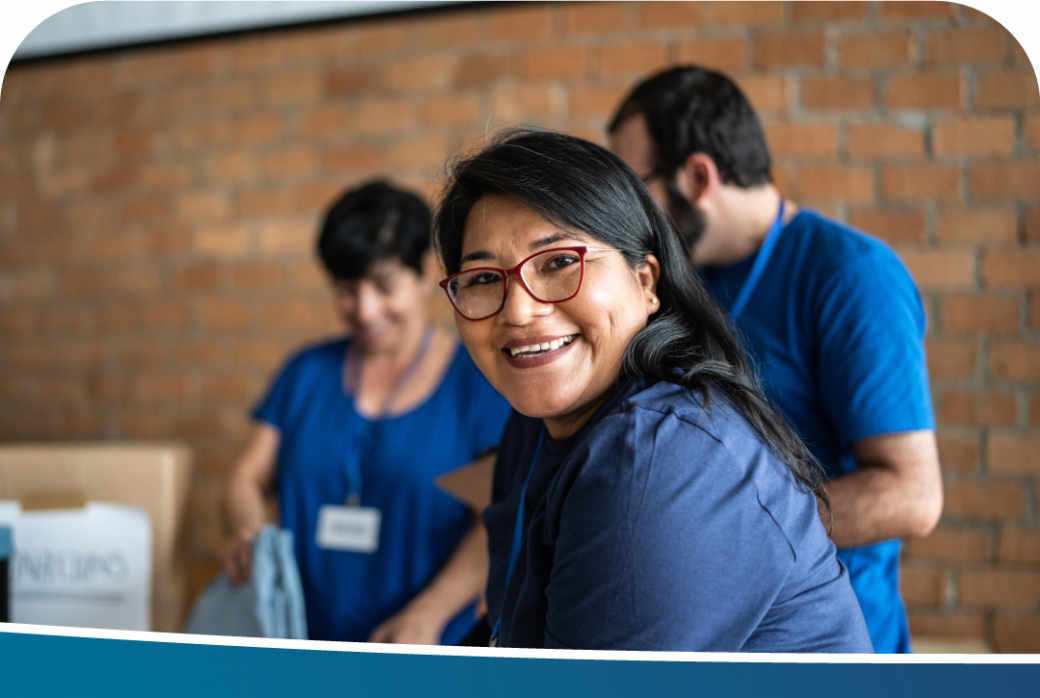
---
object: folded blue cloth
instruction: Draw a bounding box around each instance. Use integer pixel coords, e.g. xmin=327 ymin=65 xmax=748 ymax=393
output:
xmin=184 ymin=525 xmax=307 ymax=639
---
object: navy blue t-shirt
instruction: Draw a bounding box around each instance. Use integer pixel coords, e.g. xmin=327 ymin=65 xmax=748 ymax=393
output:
xmin=701 ymin=209 xmax=934 ymax=653
xmin=254 ymin=337 xmax=512 ymax=644
xmin=485 ymin=377 xmax=873 ymax=652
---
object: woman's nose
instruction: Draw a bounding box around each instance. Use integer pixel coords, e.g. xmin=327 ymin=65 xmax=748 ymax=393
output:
xmin=354 ymin=284 xmax=383 ymax=323
xmin=497 ymin=273 xmax=552 ymax=325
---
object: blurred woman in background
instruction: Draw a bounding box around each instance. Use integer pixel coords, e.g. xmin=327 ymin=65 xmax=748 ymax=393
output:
xmin=224 ymin=181 xmax=511 ymax=645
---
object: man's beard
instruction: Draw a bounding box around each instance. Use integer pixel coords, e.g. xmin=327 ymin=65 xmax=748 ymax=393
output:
xmin=663 ymin=178 xmax=706 ymax=255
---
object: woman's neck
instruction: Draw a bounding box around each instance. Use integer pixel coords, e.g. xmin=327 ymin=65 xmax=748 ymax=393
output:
xmin=358 ymin=317 xmax=429 ymax=367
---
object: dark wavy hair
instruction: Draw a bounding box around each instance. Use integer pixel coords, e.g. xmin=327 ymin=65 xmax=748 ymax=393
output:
xmin=434 ymin=129 xmax=827 ymax=504
xmin=318 ymin=180 xmax=431 ymax=280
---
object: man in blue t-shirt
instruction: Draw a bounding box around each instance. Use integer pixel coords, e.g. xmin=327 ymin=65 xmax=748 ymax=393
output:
xmin=609 ymin=66 xmax=943 ymax=653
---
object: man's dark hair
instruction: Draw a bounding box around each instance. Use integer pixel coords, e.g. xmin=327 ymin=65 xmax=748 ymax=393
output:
xmin=609 ymin=66 xmax=772 ymax=187
xmin=435 ymin=128 xmax=826 ymax=507
xmin=317 ymin=180 xmax=431 ymax=280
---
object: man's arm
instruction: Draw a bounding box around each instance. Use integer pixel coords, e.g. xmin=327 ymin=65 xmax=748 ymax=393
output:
xmin=821 ymin=430 xmax=943 ymax=548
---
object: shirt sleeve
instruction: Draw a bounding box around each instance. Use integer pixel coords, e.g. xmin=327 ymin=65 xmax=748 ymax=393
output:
xmin=251 ymin=352 xmax=301 ymax=432
xmin=814 ymin=250 xmax=935 ymax=444
xmin=541 ymin=408 xmax=797 ymax=651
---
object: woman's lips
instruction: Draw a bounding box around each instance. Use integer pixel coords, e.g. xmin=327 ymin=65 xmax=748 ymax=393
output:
xmin=501 ymin=334 xmax=579 ymax=369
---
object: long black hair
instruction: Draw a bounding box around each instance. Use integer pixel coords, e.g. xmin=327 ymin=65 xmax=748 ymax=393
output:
xmin=434 ymin=129 xmax=827 ymax=504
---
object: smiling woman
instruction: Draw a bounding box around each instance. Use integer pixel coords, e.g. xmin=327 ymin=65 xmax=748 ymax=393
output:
xmin=435 ymin=130 xmax=874 ymax=652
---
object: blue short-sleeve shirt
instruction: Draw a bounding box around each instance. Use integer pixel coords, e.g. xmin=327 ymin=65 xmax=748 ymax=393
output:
xmin=702 ymin=209 xmax=935 ymax=653
xmin=485 ymin=378 xmax=873 ymax=652
xmin=254 ymin=337 xmax=512 ymax=644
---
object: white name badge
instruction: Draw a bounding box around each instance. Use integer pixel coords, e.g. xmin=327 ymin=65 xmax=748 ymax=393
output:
xmin=315 ymin=505 xmax=381 ymax=553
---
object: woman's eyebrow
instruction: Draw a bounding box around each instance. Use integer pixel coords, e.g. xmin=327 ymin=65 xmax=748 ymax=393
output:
xmin=460 ymin=250 xmax=494 ymax=264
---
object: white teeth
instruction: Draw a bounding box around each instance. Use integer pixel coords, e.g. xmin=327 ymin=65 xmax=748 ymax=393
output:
xmin=508 ymin=335 xmax=576 ymax=357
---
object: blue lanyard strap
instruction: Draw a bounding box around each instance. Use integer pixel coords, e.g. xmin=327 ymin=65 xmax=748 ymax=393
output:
xmin=491 ymin=426 xmax=545 ymax=643
xmin=729 ymin=199 xmax=786 ymax=320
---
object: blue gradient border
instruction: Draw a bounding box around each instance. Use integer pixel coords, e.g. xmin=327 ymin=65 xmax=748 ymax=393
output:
xmin=2 ymin=627 xmax=1038 ymax=698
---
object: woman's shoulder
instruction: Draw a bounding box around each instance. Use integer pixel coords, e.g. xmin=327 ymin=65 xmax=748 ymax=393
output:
xmin=278 ymin=336 xmax=349 ymax=376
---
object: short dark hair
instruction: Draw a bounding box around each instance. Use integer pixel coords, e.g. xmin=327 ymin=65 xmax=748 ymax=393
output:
xmin=609 ymin=66 xmax=772 ymax=188
xmin=317 ymin=180 xmax=431 ymax=280
xmin=435 ymin=129 xmax=825 ymax=505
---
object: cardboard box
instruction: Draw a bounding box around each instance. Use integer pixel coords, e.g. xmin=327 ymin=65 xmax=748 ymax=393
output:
xmin=0 ymin=442 xmax=191 ymax=633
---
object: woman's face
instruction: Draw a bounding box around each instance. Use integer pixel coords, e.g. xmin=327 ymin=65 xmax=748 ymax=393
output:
xmin=333 ymin=256 xmax=431 ymax=353
xmin=456 ymin=195 xmax=659 ymax=438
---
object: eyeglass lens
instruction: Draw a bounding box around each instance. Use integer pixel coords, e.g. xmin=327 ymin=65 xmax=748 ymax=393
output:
xmin=448 ymin=249 xmax=584 ymax=318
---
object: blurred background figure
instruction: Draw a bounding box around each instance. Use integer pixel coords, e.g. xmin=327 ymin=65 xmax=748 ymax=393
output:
xmin=223 ymin=181 xmax=512 ymax=644
xmin=609 ymin=66 xmax=943 ymax=653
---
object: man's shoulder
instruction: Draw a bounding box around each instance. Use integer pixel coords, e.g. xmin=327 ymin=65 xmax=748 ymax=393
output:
xmin=786 ymin=209 xmax=899 ymax=267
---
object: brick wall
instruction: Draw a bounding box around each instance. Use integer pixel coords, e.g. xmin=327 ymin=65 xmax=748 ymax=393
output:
xmin=1 ymin=2 xmax=1037 ymax=650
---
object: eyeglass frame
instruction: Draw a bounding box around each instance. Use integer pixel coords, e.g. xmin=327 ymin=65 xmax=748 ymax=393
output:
xmin=438 ymin=245 xmax=615 ymax=322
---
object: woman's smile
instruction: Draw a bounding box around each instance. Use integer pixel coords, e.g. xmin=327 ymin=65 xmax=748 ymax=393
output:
xmin=502 ymin=333 xmax=579 ymax=366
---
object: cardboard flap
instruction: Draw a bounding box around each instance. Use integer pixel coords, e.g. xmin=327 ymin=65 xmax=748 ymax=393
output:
xmin=21 ymin=490 xmax=87 ymax=511
xmin=435 ymin=451 xmax=496 ymax=511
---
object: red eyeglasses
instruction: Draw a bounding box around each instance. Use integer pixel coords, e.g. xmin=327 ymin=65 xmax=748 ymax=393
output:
xmin=439 ymin=246 xmax=613 ymax=321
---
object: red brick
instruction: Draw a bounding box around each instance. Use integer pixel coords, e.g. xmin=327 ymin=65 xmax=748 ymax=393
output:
xmin=389 ymin=134 xmax=448 ymax=169
xmin=882 ymin=165 xmax=960 ymax=201
xmin=358 ymin=22 xmax=413 ymax=56
xmin=261 ymin=147 xmax=317 ymax=179
xmin=200 ymin=300 xmax=253 ymax=329
xmin=970 ymin=162 xmax=1040 ymax=199
xmin=261 ymin=71 xmax=321 ymax=105
xmin=988 ymin=433 xmax=1040 ymax=474
xmin=990 ymin=342 xmax=1040 ymax=381
xmin=354 ymin=99 xmax=414 ymax=134
xmin=454 ymin=54 xmax=514 ymax=87
xmin=324 ymin=67 xmax=378 ymax=96
xmin=195 ymin=223 xmax=250 ymax=258
xmin=928 ymin=339 xmax=978 ymax=380
xmin=800 ymin=166 xmax=873 ymax=200
xmin=940 ymin=296 xmax=1020 ymax=334
xmin=202 ymin=375 xmax=252 ymax=401
xmin=493 ymin=84 xmax=557 ymax=121
xmin=384 ymin=56 xmax=455 ymax=91
xmin=983 ymin=250 xmax=1040 ymax=289
xmin=926 ymin=27 xmax=1007 ymax=65
xmin=1033 ymin=293 xmax=1040 ymax=330
xmin=754 ymin=32 xmax=825 ymax=69
xmin=849 ymin=208 xmax=926 ymax=244
xmin=765 ymin=122 xmax=838 ymax=158
xmin=675 ymin=37 xmax=748 ymax=73
xmin=420 ymin=93 xmax=479 ymax=127
xmin=118 ymin=410 xmax=175 ymax=439
xmin=134 ymin=374 xmax=193 ymax=401
xmin=945 ymin=481 xmax=1024 ymax=519
xmin=936 ymin=432 xmax=977 ymax=472
xmin=847 ymin=123 xmax=923 ymax=158
xmin=904 ymin=527 xmax=990 ymax=563
xmin=524 ymin=46 xmax=587 ymax=80
xmin=327 ymin=144 xmax=384 ymax=173
xmin=1026 ymin=116 xmax=1040 ymax=152
xmin=491 ymin=5 xmax=552 ymax=41
xmin=564 ymin=2 xmax=626 ymax=34
xmin=908 ymin=611 xmax=987 ymax=640
xmin=142 ymin=301 xmax=191 ymax=331
xmin=173 ymin=339 xmax=224 ymax=364
xmin=940 ymin=390 xmax=1018 ymax=426
xmin=423 ymin=12 xmax=480 ymax=50
xmin=900 ymin=564 xmax=950 ymax=605
xmin=933 ymin=117 xmax=1015 ymax=156
xmin=879 ymin=1 xmax=957 ymax=20
xmin=738 ymin=76 xmax=790 ymax=113
xmin=802 ymin=77 xmax=875 ymax=111
xmin=887 ymin=74 xmax=963 ymax=110
xmin=569 ymin=84 xmax=630 ymax=119
xmin=793 ymin=1 xmax=867 ymax=22
xmin=993 ymin=613 xmax=1040 ymax=653
xmin=259 ymin=219 xmax=314 ymax=255
xmin=839 ymin=31 xmax=913 ymax=68
xmin=639 ymin=2 xmax=705 ymax=28
xmin=232 ymin=262 xmax=283 ymax=290
xmin=231 ymin=113 xmax=283 ymax=145
xmin=1028 ymin=208 xmax=1040 ymax=243
xmin=600 ymin=42 xmax=669 ymax=76
xmin=936 ymin=207 xmax=1017 ymax=244
xmin=898 ymin=250 xmax=975 ymax=289
xmin=975 ymin=71 xmax=1040 ymax=109
xmin=207 ymin=152 xmax=251 ymax=184
xmin=300 ymin=105 xmax=351 ymax=138
xmin=960 ymin=569 xmax=1040 ymax=609
xmin=712 ymin=1 xmax=785 ymax=25
xmin=997 ymin=527 xmax=1040 ymax=564
xmin=282 ymin=24 xmax=355 ymax=63
xmin=234 ymin=35 xmax=289 ymax=72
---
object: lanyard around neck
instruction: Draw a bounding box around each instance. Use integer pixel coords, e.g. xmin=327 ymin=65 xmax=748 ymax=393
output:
xmin=491 ymin=425 xmax=545 ymax=645
xmin=729 ymin=199 xmax=786 ymax=320
xmin=343 ymin=324 xmax=435 ymax=505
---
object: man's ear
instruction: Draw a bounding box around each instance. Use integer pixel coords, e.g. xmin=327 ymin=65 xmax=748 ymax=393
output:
xmin=674 ymin=152 xmax=722 ymax=206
